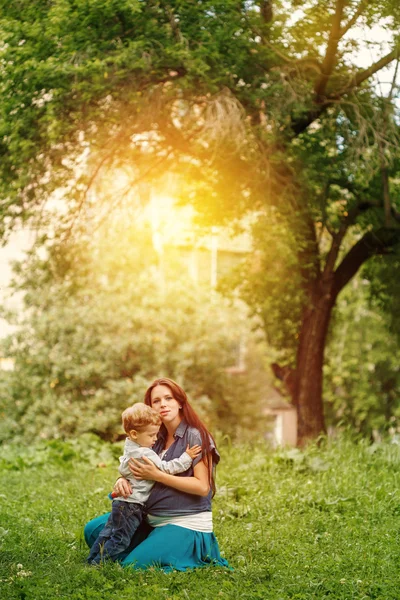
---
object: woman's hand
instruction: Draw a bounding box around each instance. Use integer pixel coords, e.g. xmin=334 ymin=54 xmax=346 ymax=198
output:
xmin=112 ymin=477 xmax=132 ymax=498
xmin=128 ymin=456 xmax=210 ymax=497
xmin=129 ymin=456 xmax=161 ymax=481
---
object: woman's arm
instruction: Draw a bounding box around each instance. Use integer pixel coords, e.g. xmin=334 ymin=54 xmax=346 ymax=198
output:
xmin=129 ymin=456 xmax=210 ymax=497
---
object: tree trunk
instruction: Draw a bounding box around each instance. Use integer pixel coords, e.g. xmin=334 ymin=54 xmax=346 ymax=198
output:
xmin=292 ymin=226 xmax=400 ymax=444
xmin=294 ymin=279 xmax=336 ymax=444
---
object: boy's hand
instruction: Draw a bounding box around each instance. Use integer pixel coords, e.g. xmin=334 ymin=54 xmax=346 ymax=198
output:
xmin=186 ymin=444 xmax=202 ymax=460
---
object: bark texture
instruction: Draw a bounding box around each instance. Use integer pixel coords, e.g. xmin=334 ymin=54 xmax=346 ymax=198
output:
xmin=294 ymin=279 xmax=335 ymax=443
xmin=273 ymin=224 xmax=400 ymax=445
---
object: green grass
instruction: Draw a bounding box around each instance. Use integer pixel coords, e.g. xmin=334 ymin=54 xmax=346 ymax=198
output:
xmin=1 ymin=435 xmax=400 ymax=599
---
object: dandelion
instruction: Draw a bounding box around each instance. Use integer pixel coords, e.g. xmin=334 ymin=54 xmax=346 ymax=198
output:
xmin=16 ymin=564 xmax=32 ymax=577
xmin=16 ymin=570 xmax=32 ymax=577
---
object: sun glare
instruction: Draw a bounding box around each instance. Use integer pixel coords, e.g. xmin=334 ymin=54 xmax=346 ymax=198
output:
xmin=91 ymin=169 xmax=231 ymax=288
xmin=145 ymin=194 xmax=197 ymax=251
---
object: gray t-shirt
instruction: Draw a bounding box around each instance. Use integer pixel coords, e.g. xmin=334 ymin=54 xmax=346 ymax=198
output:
xmin=114 ymin=438 xmax=192 ymax=504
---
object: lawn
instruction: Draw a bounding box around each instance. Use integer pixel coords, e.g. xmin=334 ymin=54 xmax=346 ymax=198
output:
xmin=1 ymin=435 xmax=400 ymax=599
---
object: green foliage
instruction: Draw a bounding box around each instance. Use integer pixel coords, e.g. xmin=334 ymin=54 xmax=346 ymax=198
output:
xmin=2 ymin=438 xmax=400 ymax=598
xmin=1 ymin=0 xmax=399 ymax=233
xmin=0 ymin=0 xmax=262 ymax=231
xmin=0 ymin=434 xmax=121 ymax=472
xmin=1 ymin=0 xmax=400 ymax=440
xmin=324 ymin=275 xmax=400 ymax=436
xmin=364 ymin=254 xmax=400 ymax=338
xmin=0 ymin=221 xmax=270 ymax=442
xmin=220 ymin=209 xmax=305 ymax=363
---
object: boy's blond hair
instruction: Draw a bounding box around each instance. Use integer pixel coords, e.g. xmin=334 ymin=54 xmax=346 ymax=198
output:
xmin=122 ymin=403 xmax=161 ymax=434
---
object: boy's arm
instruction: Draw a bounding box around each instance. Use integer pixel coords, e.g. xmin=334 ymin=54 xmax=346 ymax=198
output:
xmin=111 ymin=449 xmax=160 ymax=499
xmin=120 ymin=447 xmax=200 ymax=478
xmin=119 ymin=447 xmax=165 ymax=477
xmin=159 ymin=451 xmax=193 ymax=474
xmin=118 ymin=455 xmax=133 ymax=478
xmin=139 ymin=447 xmax=196 ymax=473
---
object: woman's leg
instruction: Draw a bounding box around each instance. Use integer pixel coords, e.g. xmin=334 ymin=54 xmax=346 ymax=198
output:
xmin=121 ymin=525 xmax=229 ymax=572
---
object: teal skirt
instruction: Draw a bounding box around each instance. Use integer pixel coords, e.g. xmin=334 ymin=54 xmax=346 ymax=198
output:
xmin=84 ymin=513 xmax=230 ymax=572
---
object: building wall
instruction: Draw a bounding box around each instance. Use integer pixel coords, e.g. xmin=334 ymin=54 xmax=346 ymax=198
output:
xmin=281 ymin=409 xmax=298 ymax=447
xmin=0 ymin=229 xmax=34 ymax=338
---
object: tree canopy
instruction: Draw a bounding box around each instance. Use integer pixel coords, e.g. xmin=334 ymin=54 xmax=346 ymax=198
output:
xmin=1 ymin=1 xmax=398 ymax=228
xmin=1 ymin=0 xmax=400 ymax=442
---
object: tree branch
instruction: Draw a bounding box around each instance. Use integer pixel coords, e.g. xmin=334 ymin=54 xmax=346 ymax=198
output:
xmin=291 ymin=107 xmax=325 ymax=136
xmin=388 ymin=58 xmax=400 ymax=100
xmin=322 ymin=199 xmax=379 ymax=276
xmin=271 ymin=363 xmax=296 ymax=399
xmin=343 ymin=198 xmax=380 ymax=226
xmin=296 ymin=210 xmax=321 ymax=286
xmin=333 ymin=227 xmax=400 ymax=296
xmin=260 ymin=1 xmax=273 ymax=24
xmin=339 ymin=0 xmax=368 ymax=37
xmin=314 ymin=0 xmax=346 ymax=100
xmin=291 ymin=42 xmax=400 ymax=136
xmin=257 ymin=34 xmax=295 ymax=64
xmin=161 ymin=2 xmax=184 ymax=43
xmin=323 ymin=225 xmax=347 ymax=278
xmin=347 ymin=44 xmax=400 ymax=91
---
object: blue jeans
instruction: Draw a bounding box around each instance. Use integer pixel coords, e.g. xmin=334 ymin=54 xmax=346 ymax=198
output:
xmin=87 ymin=501 xmax=143 ymax=564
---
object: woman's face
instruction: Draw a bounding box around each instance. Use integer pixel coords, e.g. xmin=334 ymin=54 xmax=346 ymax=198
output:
xmin=150 ymin=384 xmax=182 ymax=428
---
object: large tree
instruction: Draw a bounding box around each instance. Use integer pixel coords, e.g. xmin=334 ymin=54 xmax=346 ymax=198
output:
xmin=1 ymin=0 xmax=400 ymax=442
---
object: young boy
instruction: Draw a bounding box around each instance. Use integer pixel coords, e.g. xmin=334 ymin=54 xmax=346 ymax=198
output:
xmin=87 ymin=403 xmax=201 ymax=564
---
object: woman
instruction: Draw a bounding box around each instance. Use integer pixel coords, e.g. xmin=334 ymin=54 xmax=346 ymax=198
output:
xmin=84 ymin=377 xmax=229 ymax=572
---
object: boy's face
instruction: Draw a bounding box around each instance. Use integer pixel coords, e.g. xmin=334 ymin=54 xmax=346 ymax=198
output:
xmin=131 ymin=424 xmax=159 ymax=448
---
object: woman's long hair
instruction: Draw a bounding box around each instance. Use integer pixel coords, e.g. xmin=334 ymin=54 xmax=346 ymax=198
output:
xmin=144 ymin=377 xmax=217 ymax=496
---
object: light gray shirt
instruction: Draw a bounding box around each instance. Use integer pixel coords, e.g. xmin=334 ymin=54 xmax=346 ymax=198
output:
xmin=115 ymin=438 xmax=192 ymax=504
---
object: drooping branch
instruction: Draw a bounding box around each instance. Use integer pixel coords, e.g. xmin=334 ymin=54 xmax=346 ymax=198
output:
xmin=256 ymin=34 xmax=295 ymax=64
xmin=314 ymin=0 xmax=346 ymax=101
xmin=65 ymin=146 xmax=121 ymax=238
xmin=333 ymin=227 xmax=400 ymax=296
xmin=379 ymin=59 xmax=399 ymax=227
